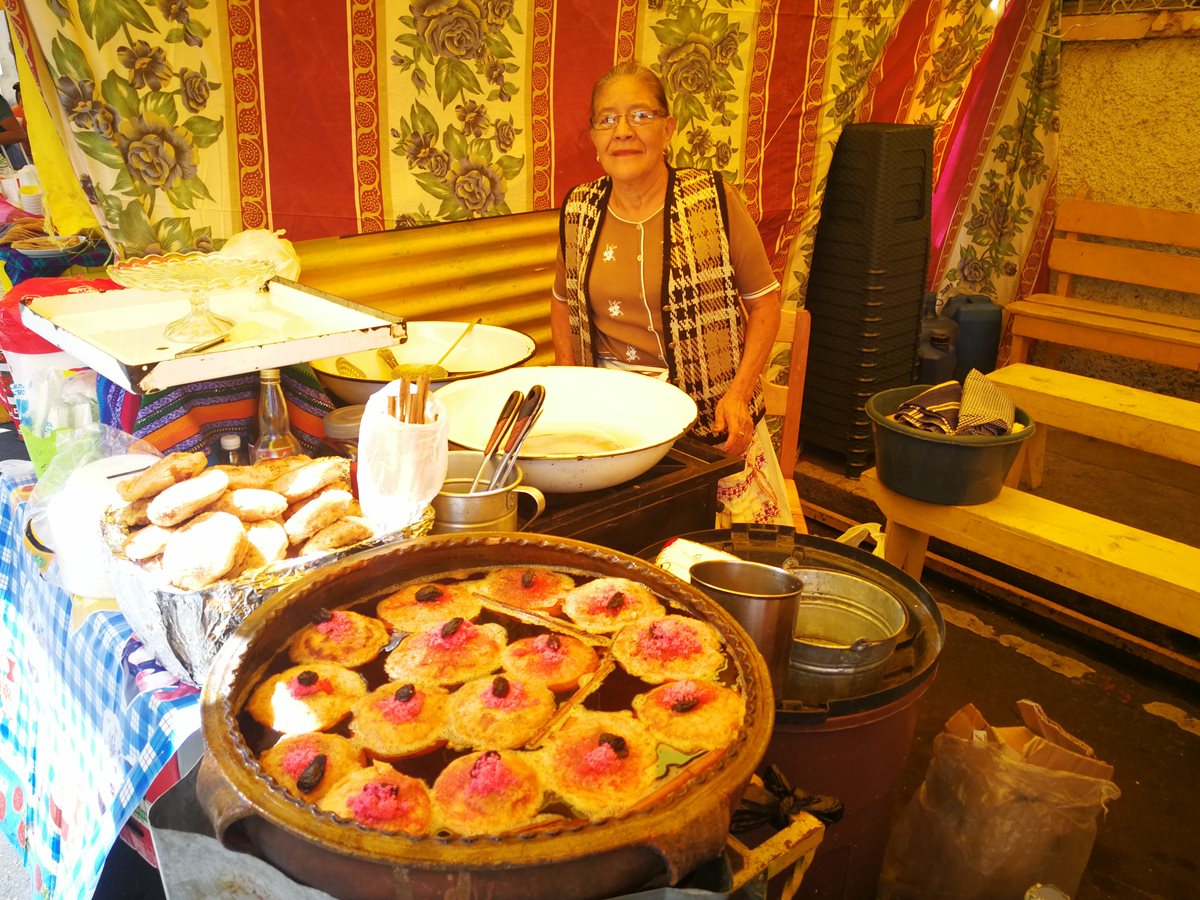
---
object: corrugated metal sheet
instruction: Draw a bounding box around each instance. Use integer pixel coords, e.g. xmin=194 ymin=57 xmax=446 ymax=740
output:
xmin=295 ymin=210 xmax=559 ymax=365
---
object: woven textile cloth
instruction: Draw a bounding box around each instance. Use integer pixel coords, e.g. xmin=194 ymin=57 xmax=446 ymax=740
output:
xmin=0 ymin=460 xmax=200 ymax=899
xmin=894 ymin=370 xmax=1015 ymax=436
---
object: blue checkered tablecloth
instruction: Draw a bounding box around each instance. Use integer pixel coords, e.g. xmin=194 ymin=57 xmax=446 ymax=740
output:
xmin=0 ymin=460 xmax=200 ymax=898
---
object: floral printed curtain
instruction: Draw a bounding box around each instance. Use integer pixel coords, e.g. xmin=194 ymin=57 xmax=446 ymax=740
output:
xmin=6 ymin=0 xmax=1057 ymax=308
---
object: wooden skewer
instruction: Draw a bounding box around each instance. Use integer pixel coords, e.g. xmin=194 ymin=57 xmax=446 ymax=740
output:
xmin=398 ymin=376 xmax=412 ymax=422
xmin=412 ymin=373 xmax=431 ymax=425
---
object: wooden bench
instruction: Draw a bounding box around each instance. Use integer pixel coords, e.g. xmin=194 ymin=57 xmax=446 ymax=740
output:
xmin=1004 ymin=197 xmax=1200 ymax=371
xmin=862 ymin=468 xmax=1200 ymax=639
xmin=988 ymin=363 xmax=1200 ymax=488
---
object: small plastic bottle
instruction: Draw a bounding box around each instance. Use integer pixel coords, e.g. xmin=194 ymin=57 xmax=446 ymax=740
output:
xmin=219 ymin=433 xmax=250 ymax=466
xmin=251 ymin=368 xmax=301 ymax=462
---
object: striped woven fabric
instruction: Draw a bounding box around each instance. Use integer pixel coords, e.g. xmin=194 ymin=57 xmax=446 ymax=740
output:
xmin=893 ymin=370 xmax=1015 ymax=437
xmin=894 ymin=381 xmax=961 ymax=434
xmin=98 ymin=364 xmax=334 ymax=458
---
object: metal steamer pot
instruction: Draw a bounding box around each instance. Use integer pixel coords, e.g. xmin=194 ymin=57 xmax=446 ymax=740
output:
xmin=198 ymin=533 xmax=774 ymax=900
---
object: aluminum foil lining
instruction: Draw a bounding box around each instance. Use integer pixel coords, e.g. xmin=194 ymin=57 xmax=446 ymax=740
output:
xmin=100 ymin=505 xmax=435 ymax=685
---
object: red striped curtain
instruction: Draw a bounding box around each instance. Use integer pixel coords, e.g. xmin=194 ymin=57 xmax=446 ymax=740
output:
xmin=8 ymin=0 xmax=1057 ymax=309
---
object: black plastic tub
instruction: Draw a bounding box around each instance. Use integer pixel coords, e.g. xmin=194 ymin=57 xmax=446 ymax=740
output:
xmin=866 ymin=384 xmax=1034 ymax=505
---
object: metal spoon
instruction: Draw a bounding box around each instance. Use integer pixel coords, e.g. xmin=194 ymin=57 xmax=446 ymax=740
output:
xmin=469 ymin=389 xmax=523 ymax=492
xmin=488 ymin=384 xmax=546 ymax=491
xmin=390 ymin=317 xmax=482 ymax=380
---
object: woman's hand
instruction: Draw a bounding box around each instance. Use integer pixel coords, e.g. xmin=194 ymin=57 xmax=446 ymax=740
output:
xmin=715 ymin=390 xmax=755 ymax=456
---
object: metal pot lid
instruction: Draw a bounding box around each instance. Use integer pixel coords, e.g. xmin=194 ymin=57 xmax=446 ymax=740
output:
xmin=639 ymin=524 xmax=945 ymax=721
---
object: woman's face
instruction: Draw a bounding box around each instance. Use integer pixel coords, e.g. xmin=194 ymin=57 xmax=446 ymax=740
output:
xmin=590 ymin=75 xmax=675 ymax=185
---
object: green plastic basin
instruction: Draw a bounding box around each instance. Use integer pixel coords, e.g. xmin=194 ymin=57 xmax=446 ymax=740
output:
xmin=865 ymin=385 xmax=1034 ymax=505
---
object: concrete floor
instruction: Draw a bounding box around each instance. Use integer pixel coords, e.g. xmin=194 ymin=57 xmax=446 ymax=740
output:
xmin=0 ymin=424 xmax=1196 ymax=898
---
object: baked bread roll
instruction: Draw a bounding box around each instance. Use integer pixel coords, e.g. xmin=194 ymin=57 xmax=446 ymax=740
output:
xmin=348 ymin=682 xmax=450 ymax=760
xmin=288 ymin=609 xmax=390 ymax=668
xmin=114 ymin=497 xmax=151 ymax=529
xmin=245 ymin=662 xmax=367 ymax=733
xmin=147 ymin=468 xmax=229 ymax=527
xmin=116 ymin=451 xmax=207 ymax=502
xmin=632 ymin=679 xmax=746 ymax=753
xmin=479 ymin=567 xmax=575 ymax=614
xmin=161 ymin=510 xmax=246 ymax=590
xmin=300 ymin=515 xmax=374 ymax=556
xmin=533 ymin=710 xmax=659 ymax=820
xmin=258 ymin=732 xmax=365 ymax=803
xmin=123 ymin=523 xmax=174 ymax=561
xmin=272 ymin=457 xmax=351 ymax=502
xmin=384 ymin=618 xmax=507 ymax=686
xmin=211 ymin=487 xmax=289 ymax=522
xmin=444 ymin=674 xmax=557 ymax=751
xmin=376 ymin=581 xmax=482 ymax=634
xmin=611 ymin=615 xmax=725 ymax=684
xmin=561 ymin=577 xmax=665 ymax=634
xmin=284 ymin=488 xmax=354 ymax=544
xmin=318 ymin=763 xmax=432 ymax=835
xmin=432 ymin=750 xmax=544 ymax=837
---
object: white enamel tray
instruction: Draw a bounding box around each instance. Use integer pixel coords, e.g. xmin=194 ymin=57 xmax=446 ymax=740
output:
xmin=19 ymin=277 xmax=407 ymax=394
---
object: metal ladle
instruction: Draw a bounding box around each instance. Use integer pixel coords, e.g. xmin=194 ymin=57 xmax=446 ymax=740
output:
xmin=390 ymin=317 xmax=482 ymax=380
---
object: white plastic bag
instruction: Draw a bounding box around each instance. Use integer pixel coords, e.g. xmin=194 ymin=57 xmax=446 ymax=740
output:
xmin=357 ymin=383 xmax=448 ymax=532
xmin=836 ymin=522 xmax=886 ymax=558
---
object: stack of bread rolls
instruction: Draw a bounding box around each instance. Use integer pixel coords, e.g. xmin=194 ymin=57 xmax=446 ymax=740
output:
xmin=109 ymin=451 xmax=376 ymax=591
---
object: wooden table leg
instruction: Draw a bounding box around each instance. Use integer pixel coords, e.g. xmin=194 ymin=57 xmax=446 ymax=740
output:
xmin=882 ymin=520 xmax=930 ymax=580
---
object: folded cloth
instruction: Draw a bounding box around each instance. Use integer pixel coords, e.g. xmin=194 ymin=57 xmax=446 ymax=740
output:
xmin=891 ymin=371 xmax=1016 ymax=437
xmin=956 ymin=369 xmax=1016 ymax=435
xmin=893 ymin=380 xmax=961 ymax=434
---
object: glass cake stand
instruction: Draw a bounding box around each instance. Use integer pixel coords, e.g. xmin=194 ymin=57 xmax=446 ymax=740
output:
xmin=108 ymin=252 xmax=278 ymax=343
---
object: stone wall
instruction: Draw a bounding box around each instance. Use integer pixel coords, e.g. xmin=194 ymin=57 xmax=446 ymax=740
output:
xmin=1052 ymin=34 xmax=1200 ymax=399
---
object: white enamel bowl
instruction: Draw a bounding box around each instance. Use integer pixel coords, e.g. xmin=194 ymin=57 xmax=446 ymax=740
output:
xmin=311 ymin=321 xmax=536 ymax=404
xmin=436 ymin=366 xmax=698 ymax=493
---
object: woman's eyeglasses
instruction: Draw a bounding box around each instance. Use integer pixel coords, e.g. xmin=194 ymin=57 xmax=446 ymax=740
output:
xmin=591 ymin=110 xmax=664 ymax=130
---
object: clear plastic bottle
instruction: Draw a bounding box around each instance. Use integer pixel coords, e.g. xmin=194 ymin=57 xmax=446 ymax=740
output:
xmin=219 ymin=433 xmax=250 ymax=466
xmin=251 ymin=368 xmax=301 ymax=462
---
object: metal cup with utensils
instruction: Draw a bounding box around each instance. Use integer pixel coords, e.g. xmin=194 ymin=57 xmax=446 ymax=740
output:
xmin=433 ymin=450 xmax=546 ymax=534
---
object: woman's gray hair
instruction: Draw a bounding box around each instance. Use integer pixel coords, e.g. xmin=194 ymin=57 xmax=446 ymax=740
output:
xmin=590 ymin=62 xmax=669 ymax=122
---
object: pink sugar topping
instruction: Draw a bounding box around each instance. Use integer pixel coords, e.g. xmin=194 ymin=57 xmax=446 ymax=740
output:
xmin=638 ymin=621 xmax=702 ymax=660
xmin=531 ymin=634 xmax=567 ymax=662
xmin=481 ymin=679 xmax=527 ymax=710
xmin=347 ymin=780 xmax=412 ymax=825
xmin=427 ymin=619 xmax=476 ymax=651
xmin=467 ymin=752 xmax=520 ymax=797
xmin=315 ymin=611 xmax=354 ymax=643
xmin=579 ymin=742 xmax=622 ymax=776
xmin=281 ymin=742 xmax=320 ymax=780
xmin=657 ymin=681 xmax=708 ymax=709
xmin=288 ymin=676 xmax=334 ymax=699
xmin=379 ymin=691 xmax=425 ymax=723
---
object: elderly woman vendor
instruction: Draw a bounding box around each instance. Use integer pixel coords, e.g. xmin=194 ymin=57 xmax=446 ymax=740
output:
xmin=550 ymin=62 xmax=793 ymax=525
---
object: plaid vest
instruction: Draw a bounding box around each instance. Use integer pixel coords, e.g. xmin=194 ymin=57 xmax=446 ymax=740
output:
xmin=559 ymin=167 xmax=764 ymax=440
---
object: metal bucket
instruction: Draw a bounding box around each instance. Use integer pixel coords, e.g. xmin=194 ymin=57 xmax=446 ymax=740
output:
xmin=688 ymin=558 xmax=804 ymax=702
xmin=788 ymin=569 xmax=909 ymax=705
